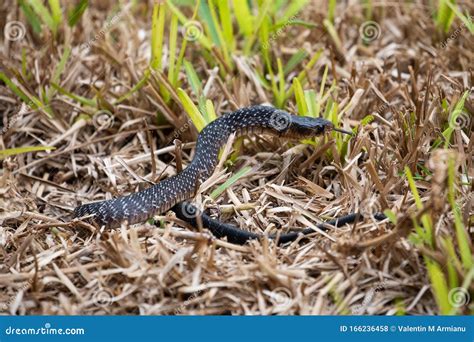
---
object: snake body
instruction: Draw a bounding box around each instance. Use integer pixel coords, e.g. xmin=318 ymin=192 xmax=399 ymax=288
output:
xmin=75 ymin=105 xmax=378 ymax=243
xmin=173 ymin=202 xmax=386 ymax=245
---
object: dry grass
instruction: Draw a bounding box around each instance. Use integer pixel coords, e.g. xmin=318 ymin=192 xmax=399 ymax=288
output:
xmin=0 ymin=0 xmax=472 ymax=315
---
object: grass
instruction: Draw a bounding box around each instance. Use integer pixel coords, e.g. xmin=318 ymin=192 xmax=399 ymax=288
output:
xmin=0 ymin=146 xmax=55 ymax=159
xmin=436 ymin=0 xmax=457 ymax=32
xmin=0 ymin=0 xmax=472 ymax=315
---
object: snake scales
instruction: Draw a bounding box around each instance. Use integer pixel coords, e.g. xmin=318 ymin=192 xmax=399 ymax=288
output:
xmin=75 ymin=105 xmax=384 ymax=244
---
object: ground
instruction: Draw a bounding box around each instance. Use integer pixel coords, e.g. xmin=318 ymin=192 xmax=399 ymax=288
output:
xmin=0 ymin=0 xmax=472 ymax=315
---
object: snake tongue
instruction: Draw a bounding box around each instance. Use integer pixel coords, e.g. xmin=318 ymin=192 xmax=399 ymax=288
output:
xmin=332 ymin=127 xmax=353 ymax=136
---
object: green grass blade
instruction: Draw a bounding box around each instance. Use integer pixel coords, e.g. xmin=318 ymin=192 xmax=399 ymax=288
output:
xmin=0 ymin=72 xmax=45 ymax=113
xmin=363 ymin=0 xmax=373 ymax=19
xmin=207 ymin=0 xmax=231 ymax=65
xmin=0 ymin=146 xmax=55 ymax=159
xmin=279 ymin=0 xmax=308 ymax=23
xmin=199 ymin=0 xmax=220 ymax=46
xmin=296 ymin=49 xmax=323 ymax=84
xmin=383 ymin=209 xmax=398 ymax=224
xmin=447 ymin=155 xmax=473 ymax=269
xmin=445 ymin=1 xmax=474 ymax=32
xmin=426 ymin=259 xmax=451 ymax=314
xmin=183 ymin=60 xmax=203 ymax=96
xmin=283 ymin=49 xmax=308 ymax=75
xmin=326 ymin=99 xmax=342 ymax=148
xmin=21 ymin=49 xmax=28 ymax=78
xmin=259 ymin=15 xmax=271 ymax=62
xmin=243 ymin=0 xmax=272 ymax=54
xmin=19 ymin=0 xmax=42 ymax=33
xmin=210 ymin=166 xmax=252 ymax=200
xmin=47 ymin=45 xmax=71 ymax=99
xmin=278 ymin=19 xmax=316 ymax=29
xmin=440 ymin=237 xmax=460 ymax=288
xmin=361 ymin=114 xmax=375 ymax=126
xmin=436 ymin=0 xmax=456 ymax=32
xmin=0 ymin=72 xmax=33 ymax=105
xmin=405 ymin=166 xmax=433 ymax=246
xmin=327 ymin=0 xmax=336 ymax=22
xmin=304 ymin=90 xmax=318 ymax=118
xmin=216 ymin=0 xmax=234 ymax=50
xmin=205 ymin=99 xmax=218 ymax=122
xmin=276 ymin=58 xmax=286 ymax=107
xmin=114 ymin=71 xmax=150 ymax=104
xmin=28 ymin=0 xmax=55 ymax=33
xmin=48 ymin=0 xmax=62 ymax=29
xmin=232 ymin=0 xmax=253 ymax=38
xmin=442 ymin=90 xmax=470 ymax=146
xmin=284 ymin=50 xmax=323 ymax=100
xmin=323 ymin=19 xmax=342 ymax=52
xmin=177 ymin=88 xmax=207 ymax=131
xmin=292 ymin=78 xmax=308 ymax=115
xmin=173 ymin=38 xmax=188 ymax=88
xmin=168 ymin=13 xmax=178 ymax=88
xmin=51 ymin=82 xmax=96 ymax=107
xmin=68 ymin=0 xmax=88 ymax=27
xmin=319 ymin=64 xmax=329 ymax=99
xmin=150 ymin=1 xmax=165 ymax=70
xmin=166 ymin=0 xmax=212 ymax=49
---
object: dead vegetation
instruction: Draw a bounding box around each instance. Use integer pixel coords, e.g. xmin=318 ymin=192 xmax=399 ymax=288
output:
xmin=0 ymin=0 xmax=472 ymax=315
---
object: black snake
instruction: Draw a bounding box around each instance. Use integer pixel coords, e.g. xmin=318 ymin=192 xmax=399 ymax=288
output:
xmin=75 ymin=105 xmax=384 ymax=244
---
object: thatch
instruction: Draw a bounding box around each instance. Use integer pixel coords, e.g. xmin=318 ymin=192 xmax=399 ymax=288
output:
xmin=0 ymin=0 xmax=472 ymax=315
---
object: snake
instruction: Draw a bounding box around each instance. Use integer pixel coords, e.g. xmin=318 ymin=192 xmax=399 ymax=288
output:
xmin=75 ymin=105 xmax=385 ymax=244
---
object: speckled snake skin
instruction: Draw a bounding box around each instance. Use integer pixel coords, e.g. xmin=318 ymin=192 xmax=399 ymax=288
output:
xmin=74 ymin=105 xmax=337 ymax=228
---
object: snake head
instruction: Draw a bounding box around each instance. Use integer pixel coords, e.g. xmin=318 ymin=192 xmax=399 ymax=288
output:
xmin=269 ymin=110 xmax=352 ymax=138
